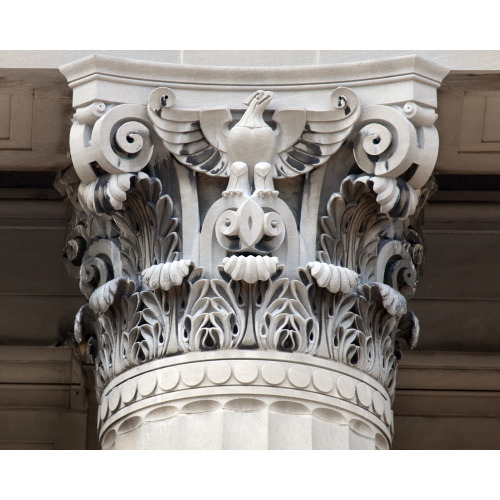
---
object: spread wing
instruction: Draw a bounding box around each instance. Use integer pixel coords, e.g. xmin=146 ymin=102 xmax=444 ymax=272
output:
xmin=147 ymin=88 xmax=232 ymax=176
xmin=273 ymin=87 xmax=360 ymax=177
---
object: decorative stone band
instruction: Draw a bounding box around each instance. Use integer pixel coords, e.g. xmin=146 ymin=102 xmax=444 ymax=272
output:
xmin=98 ymin=350 xmax=393 ymax=449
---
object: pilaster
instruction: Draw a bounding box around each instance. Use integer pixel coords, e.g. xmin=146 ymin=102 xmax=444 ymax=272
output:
xmin=57 ymin=55 xmax=448 ymax=449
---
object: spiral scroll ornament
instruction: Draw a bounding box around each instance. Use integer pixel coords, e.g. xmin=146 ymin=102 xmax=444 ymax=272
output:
xmin=73 ymin=101 xmax=106 ymax=125
xmin=79 ymin=240 xmax=123 ymax=300
xmin=70 ymin=103 xmax=155 ymax=185
xmin=353 ymin=104 xmax=438 ymax=191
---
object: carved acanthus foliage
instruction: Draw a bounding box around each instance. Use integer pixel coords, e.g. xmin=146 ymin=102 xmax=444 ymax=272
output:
xmin=179 ymin=270 xmax=246 ymax=352
xmin=317 ymin=281 xmax=410 ymax=399
xmin=61 ymin=83 xmax=439 ymax=398
xmin=178 ymin=265 xmax=320 ymax=355
xmin=114 ymin=174 xmax=180 ymax=278
xmin=318 ymin=175 xmax=389 ymax=281
xmin=352 ymin=283 xmax=404 ymax=397
xmin=255 ymin=268 xmax=319 ymax=354
xmin=63 ymin=167 xmax=189 ymax=393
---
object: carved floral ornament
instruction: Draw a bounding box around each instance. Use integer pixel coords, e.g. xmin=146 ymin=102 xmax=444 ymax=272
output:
xmin=57 ymin=84 xmax=438 ymax=400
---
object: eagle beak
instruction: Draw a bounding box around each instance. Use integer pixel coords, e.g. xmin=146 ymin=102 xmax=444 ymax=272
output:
xmin=243 ymin=90 xmax=274 ymax=107
xmin=243 ymin=91 xmax=260 ymax=106
xmin=257 ymin=91 xmax=274 ymax=105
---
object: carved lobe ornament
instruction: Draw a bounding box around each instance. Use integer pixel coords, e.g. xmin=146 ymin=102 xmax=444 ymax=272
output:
xmin=58 ymin=57 xmax=444 ymax=449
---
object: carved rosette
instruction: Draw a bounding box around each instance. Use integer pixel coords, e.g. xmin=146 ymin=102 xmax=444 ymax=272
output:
xmin=59 ymin=81 xmax=439 ymax=448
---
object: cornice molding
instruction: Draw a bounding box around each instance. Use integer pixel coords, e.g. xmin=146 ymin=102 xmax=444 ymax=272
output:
xmin=61 ymin=54 xmax=448 ymax=87
xmin=60 ymin=54 xmax=449 ymax=109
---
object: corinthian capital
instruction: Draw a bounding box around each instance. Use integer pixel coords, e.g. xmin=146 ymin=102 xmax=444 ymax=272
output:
xmin=58 ymin=55 xmax=447 ymax=449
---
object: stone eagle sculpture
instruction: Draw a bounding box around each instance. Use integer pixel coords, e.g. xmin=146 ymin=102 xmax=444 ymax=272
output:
xmin=147 ymin=86 xmax=360 ymax=181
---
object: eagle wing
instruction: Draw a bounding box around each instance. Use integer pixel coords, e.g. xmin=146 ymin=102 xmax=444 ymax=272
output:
xmin=273 ymin=87 xmax=360 ymax=177
xmin=147 ymin=88 xmax=232 ymax=176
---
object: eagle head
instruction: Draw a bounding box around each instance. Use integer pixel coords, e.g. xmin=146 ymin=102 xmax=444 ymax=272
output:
xmin=243 ymin=90 xmax=274 ymax=109
xmin=238 ymin=90 xmax=274 ymax=129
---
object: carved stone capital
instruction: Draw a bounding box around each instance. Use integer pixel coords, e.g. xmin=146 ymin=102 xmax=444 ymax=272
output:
xmin=58 ymin=55 xmax=447 ymax=449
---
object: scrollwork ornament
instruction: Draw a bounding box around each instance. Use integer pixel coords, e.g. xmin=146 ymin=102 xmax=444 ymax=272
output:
xmin=78 ymin=173 xmax=135 ymax=215
xmin=62 ymin=165 xmax=189 ymax=395
xmin=70 ymin=103 xmax=155 ymax=185
xmin=376 ymin=240 xmax=418 ymax=300
xmin=56 ymin=167 xmax=113 ymax=279
xmin=73 ymin=101 xmax=106 ymax=126
xmin=353 ymin=104 xmax=438 ymax=190
xmin=64 ymin=227 xmax=86 ymax=268
xmin=79 ymin=239 xmax=123 ymax=300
